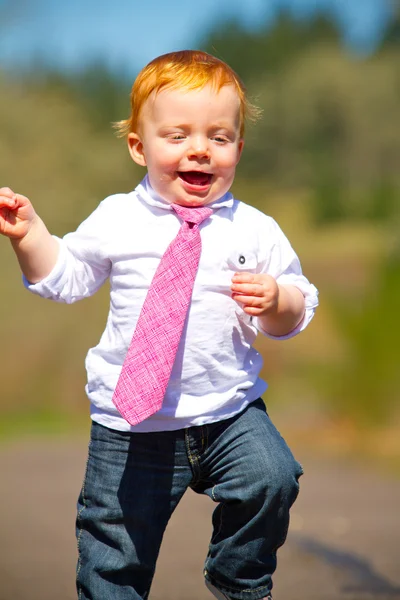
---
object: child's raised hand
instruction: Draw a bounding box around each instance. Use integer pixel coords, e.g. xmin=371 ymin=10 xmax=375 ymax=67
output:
xmin=0 ymin=187 xmax=37 ymax=240
xmin=231 ymin=272 xmax=279 ymax=316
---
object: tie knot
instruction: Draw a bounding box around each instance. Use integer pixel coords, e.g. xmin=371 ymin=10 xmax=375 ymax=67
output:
xmin=172 ymin=203 xmax=213 ymax=225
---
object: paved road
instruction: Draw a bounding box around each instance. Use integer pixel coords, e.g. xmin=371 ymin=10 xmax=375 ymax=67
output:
xmin=1 ymin=438 xmax=399 ymax=600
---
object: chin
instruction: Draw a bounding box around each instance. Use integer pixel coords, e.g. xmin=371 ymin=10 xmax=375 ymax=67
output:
xmin=181 ymin=198 xmax=212 ymax=207
xmin=174 ymin=200 xmax=205 ymax=208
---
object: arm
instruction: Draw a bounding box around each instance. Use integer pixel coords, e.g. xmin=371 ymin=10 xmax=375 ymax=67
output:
xmin=231 ymin=273 xmax=305 ymax=337
xmin=2 ymin=187 xmax=112 ymax=303
xmin=0 ymin=187 xmax=58 ymax=282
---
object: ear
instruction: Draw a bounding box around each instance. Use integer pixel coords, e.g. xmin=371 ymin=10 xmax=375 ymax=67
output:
xmin=237 ymin=139 xmax=244 ymax=163
xmin=127 ymin=133 xmax=147 ymax=167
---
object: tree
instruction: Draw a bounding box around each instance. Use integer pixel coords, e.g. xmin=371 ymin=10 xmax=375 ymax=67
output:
xmin=201 ymin=11 xmax=340 ymax=82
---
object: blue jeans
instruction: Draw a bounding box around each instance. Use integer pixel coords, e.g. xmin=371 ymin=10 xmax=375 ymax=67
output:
xmin=76 ymin=399 xmax=303 ymax=600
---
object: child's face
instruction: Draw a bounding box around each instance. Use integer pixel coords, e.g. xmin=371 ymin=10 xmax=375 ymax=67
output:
xmin=127 ymin=84 xmax=244 ymax=207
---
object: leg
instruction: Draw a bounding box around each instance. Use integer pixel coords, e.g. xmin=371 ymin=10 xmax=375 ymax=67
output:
xmin=76 ymin=422 xmax=192 ymax=600
xmin=192 ymin=399 xmax=303 ymax=600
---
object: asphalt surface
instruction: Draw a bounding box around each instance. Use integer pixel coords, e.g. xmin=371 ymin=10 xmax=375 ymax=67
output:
xmin=0 ymin=438 xmax=399 ymax=600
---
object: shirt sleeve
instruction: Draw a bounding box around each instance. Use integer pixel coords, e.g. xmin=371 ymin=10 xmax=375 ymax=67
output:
xmin=24 ymin=200 xmax=112 ymax=304
xmin=253 ymin=217 xmax=319 ymax=340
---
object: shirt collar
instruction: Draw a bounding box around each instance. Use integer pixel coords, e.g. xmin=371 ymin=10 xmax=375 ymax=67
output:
xmin=135 ymin=175 xmax=234 ymax=212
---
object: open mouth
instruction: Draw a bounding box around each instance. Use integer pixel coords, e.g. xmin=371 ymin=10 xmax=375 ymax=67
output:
xmin=178 ymin=171 xmax=212 ymax=187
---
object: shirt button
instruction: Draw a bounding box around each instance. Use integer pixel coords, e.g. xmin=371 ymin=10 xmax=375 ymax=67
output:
xmin=239 ymin=255 xmax=245 ymax=265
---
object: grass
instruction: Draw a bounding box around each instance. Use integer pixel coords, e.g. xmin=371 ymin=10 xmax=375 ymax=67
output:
xmin=0 ymin=407 xmax=89 ymax=444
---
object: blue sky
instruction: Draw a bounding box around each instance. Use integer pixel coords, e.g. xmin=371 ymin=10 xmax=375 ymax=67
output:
xmin=0 ymin=0 xmax=393 ymax=77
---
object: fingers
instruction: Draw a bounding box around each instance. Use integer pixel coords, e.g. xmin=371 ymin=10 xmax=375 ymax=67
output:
xmin=0 ymin=193 xmax=18 ymax=210
xmin=231 ymin=292 xmax=267 ymax=316
xmin=0 ymin=190 xmax=29 ymax=209
xmin=242 ymin=305 xmax=265 ymax=316
xmin=0 ymin=187 xmax=16 ymax=197
xmin=231 ymin=272 xmax=279 ymax=315
xmin=231 ymin=272 xmax=275 ymax=297
xmin=231 ymin=272 xmax=264 ymax=296
xmin=231 ymin=293 xmax=265 ymax=308
xmin=231 ymin=291 xmax=276 ymax=317
xmin=231 ymin=282 xmax=265 ymax=297
xmin=231 ymin=271 xmax=257 ymax=284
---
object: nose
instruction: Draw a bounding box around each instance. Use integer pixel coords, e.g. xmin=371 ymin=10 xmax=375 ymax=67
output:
xmin=188 ymin=136 xmax=210 ymax=160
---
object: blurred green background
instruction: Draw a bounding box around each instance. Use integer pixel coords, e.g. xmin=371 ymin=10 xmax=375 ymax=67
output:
xmin=1 ymin=1 xmax=399 ymax=470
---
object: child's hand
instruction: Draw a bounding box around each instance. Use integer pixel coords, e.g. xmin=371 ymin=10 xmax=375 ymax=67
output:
xmin=231 ymin=272 xmax=279 ymax=316
xmin=0 ymin=187 xmax=37 ymax=240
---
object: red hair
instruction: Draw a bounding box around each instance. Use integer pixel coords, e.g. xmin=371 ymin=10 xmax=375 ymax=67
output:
xmin=114 ymin=50 xmax=260 ymax=138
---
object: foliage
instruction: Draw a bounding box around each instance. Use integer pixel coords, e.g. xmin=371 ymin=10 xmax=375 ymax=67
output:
xmin=379 ymin=1 xmax=400 ymax=50
xmin=202 ymin=11 xmax=339 ymax=80
xmin=315 ymin=250 xmax=400 ymax=425
xmin=201 ymin=12 xmax=400 ymax=225
xmin=24 ymin=62 xmax=132 ymax=130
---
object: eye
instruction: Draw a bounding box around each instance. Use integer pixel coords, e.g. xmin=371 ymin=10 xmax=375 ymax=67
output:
xmin=213 ymin=136 xmax=228 ymax=143
xmin=166 ymin=133 xmax=186 ymax=141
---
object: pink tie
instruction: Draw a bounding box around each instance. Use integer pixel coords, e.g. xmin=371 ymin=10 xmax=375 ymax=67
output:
xmin=112 ymin=203 xmax=213 ymax=425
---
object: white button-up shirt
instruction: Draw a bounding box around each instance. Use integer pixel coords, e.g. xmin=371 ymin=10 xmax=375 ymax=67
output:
xmin=25 ymin=176 xmax=318 ymax=432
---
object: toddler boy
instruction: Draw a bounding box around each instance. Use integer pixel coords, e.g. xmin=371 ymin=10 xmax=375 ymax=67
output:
xmin=0 ymin=50 xmax=318 ymax=600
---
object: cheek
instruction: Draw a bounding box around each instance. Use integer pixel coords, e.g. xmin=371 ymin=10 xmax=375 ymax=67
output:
xmin=216 ymin=148 xmax=241 ymax=171
xmin=217 ymin=161 xmax=239 ymax=179
xmin=155 ymin=150 xmax=181 ymax=172
xmin=145 ymin=139 xmax=180 ymax=169
xmin=147 ymin=158 xmax=177 ymax=178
